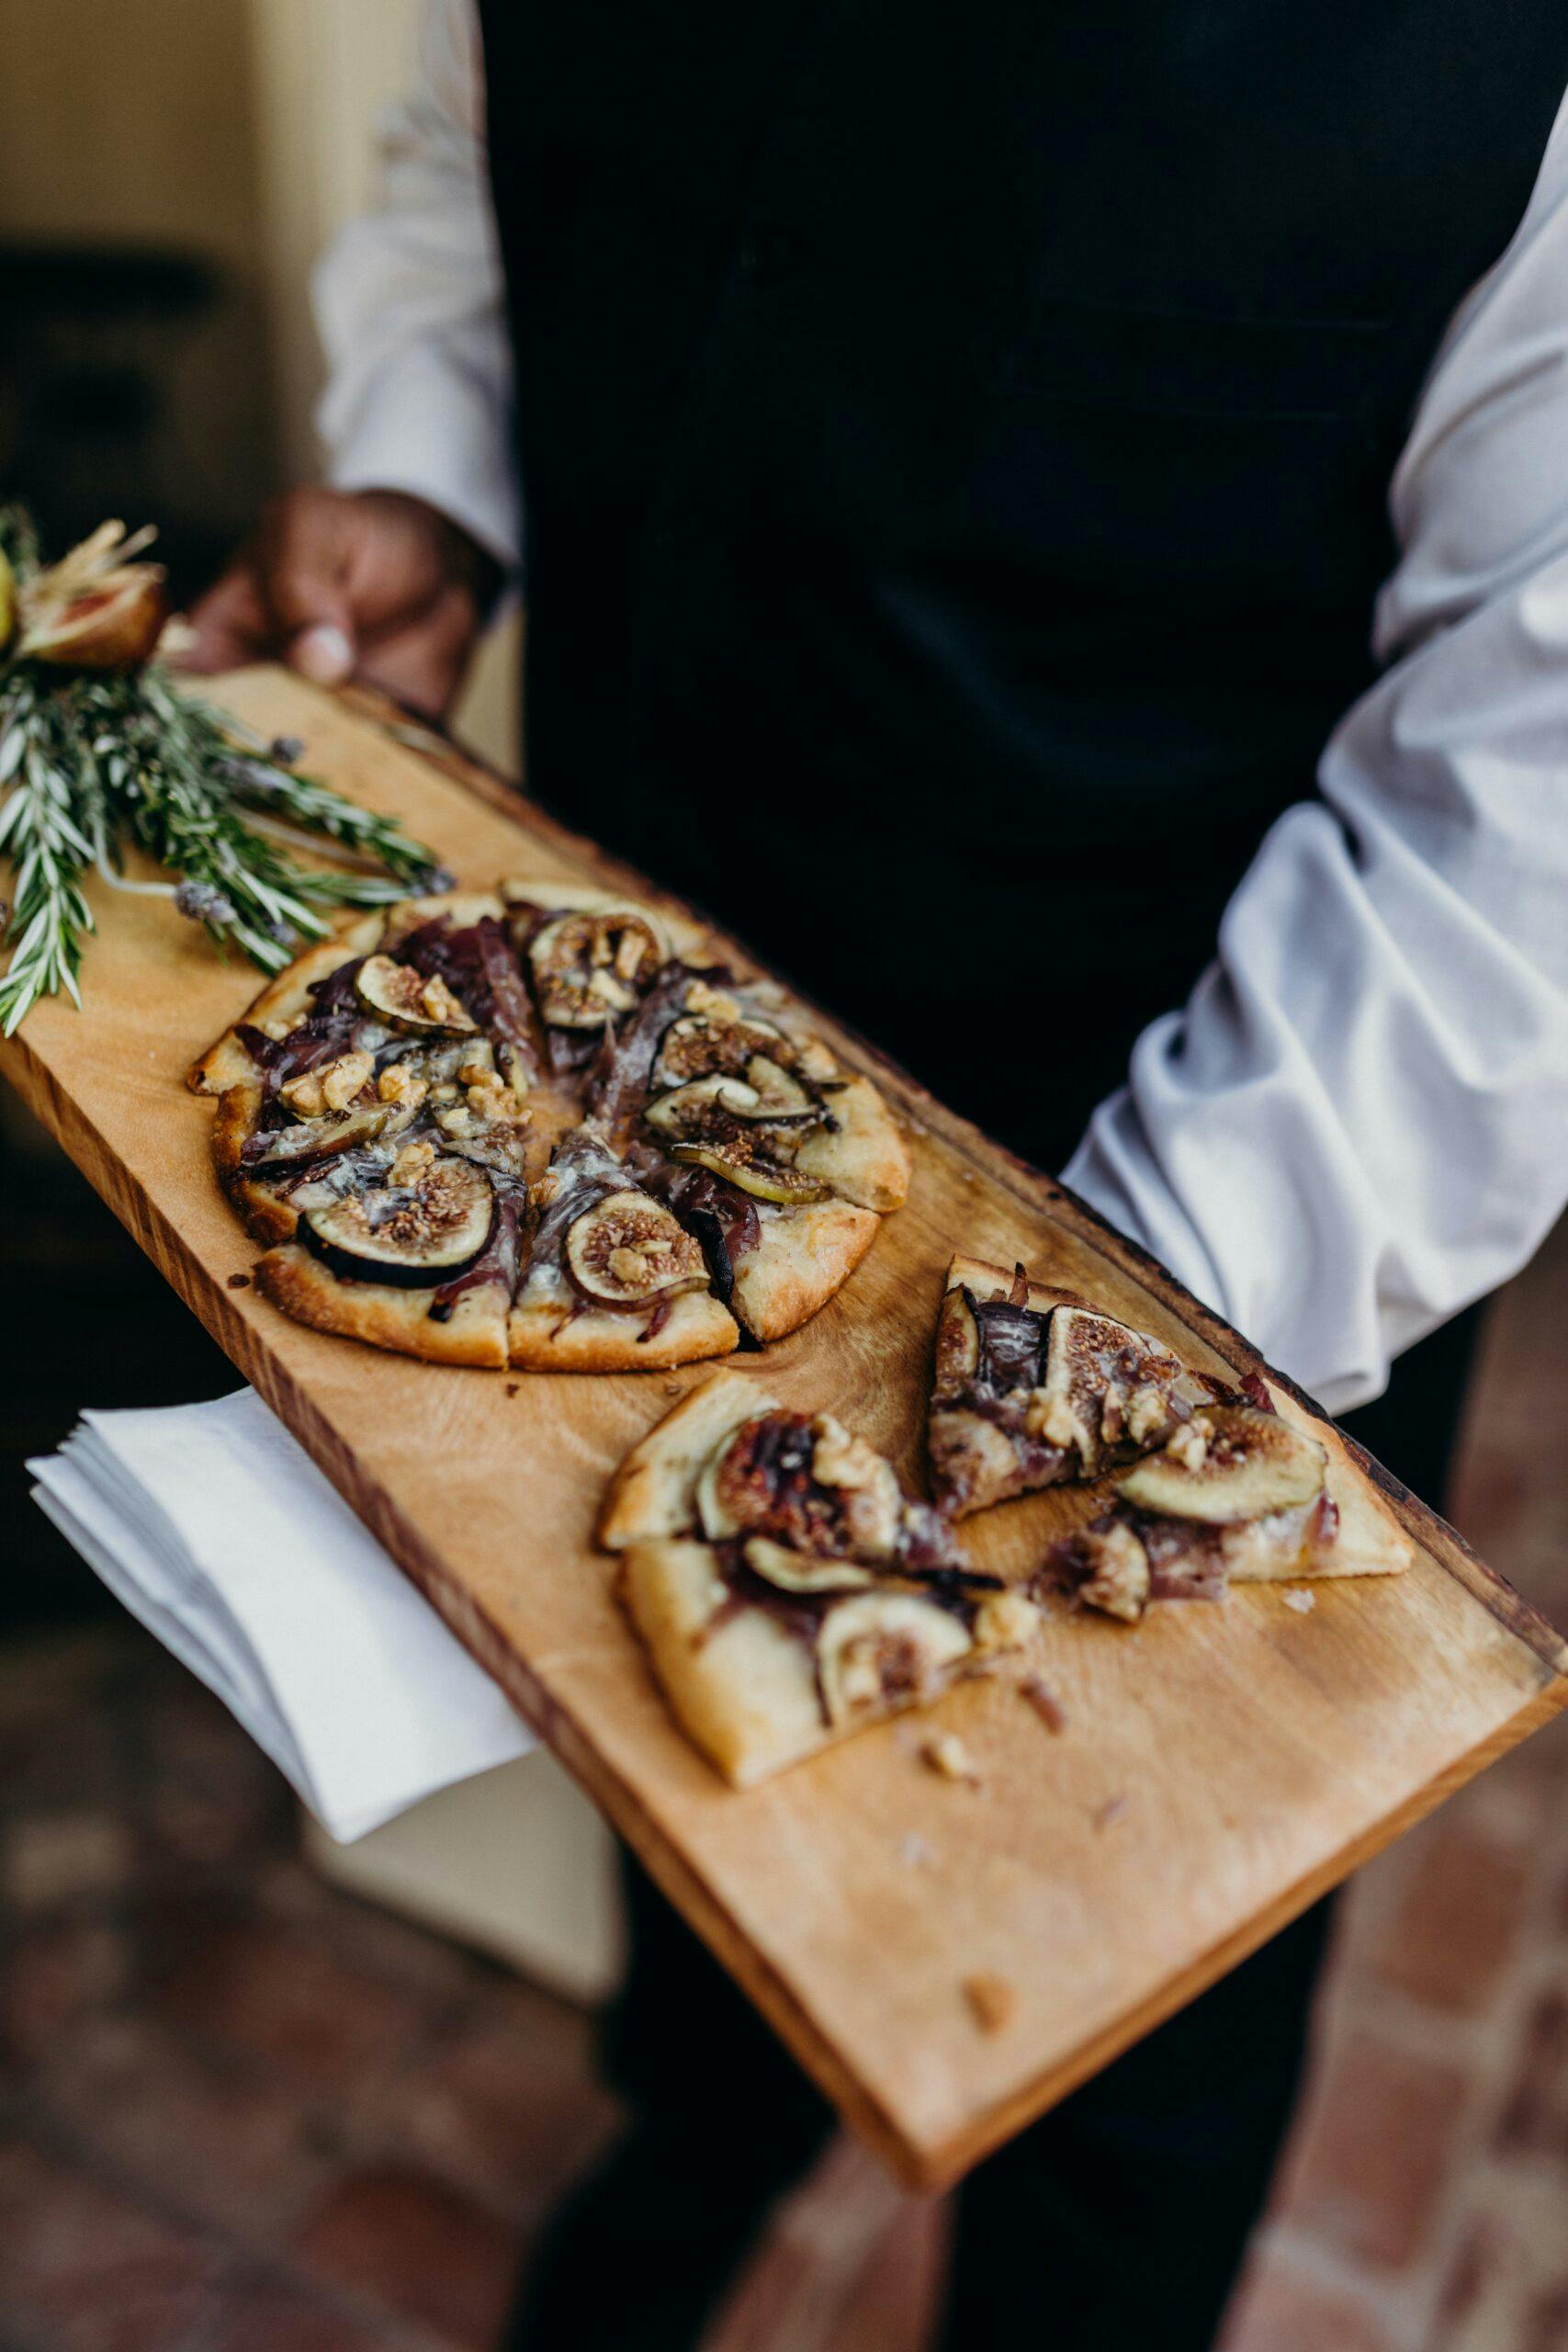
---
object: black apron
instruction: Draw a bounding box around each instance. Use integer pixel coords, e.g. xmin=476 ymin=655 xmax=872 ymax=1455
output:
xmin=476 ymin=0 xmax=1568 ymax=1169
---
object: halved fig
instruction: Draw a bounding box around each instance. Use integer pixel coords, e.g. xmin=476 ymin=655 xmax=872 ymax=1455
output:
xmin=528 ymin=910 xmax=662 ymax=1029
xmin=302 ymin=1157 xmax=494 ymax=1286
xmin=932 ymin=1286 xmax=982 ymax=1397
xmin=669 ymin=1141 xmax=830 ymax=1204
xmin=246 ymin=1099 xmax=412 ymax=1169
xmin=817 ymin=1593 xmax=972 ymax=1727
xmin=17 ymin=521 xmax=166 ymax=671
xmin=1117 ymin=1406 xmax=1325 ymax=1524
xmin=355 ymin=954 xmax=479 ymax=1036
xmin=742 ymin=1538 xmax=874 ymax=1594
xmin=651 ymin=1012 xmax=791 ymax=1090
xmin=563 ymin=1189 xmax=706 ymax=1307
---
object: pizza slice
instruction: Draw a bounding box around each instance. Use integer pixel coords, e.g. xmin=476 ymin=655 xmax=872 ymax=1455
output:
xmin=1043 ymin=1396 xmax=1414 ymax=1622
xmin=602 ymin=1373 xmax=1043 ymax=1785
xmin=928 ymin=1254 xmax=1236 ymax=1516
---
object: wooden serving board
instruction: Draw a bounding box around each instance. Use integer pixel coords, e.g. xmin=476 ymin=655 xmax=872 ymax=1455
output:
xmin=5 ymin=664 xmax=1565 ymax=2190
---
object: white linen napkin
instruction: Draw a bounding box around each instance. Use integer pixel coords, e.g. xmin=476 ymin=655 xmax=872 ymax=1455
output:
xmin=28 ymin=1387 xmax=534 ymax=1843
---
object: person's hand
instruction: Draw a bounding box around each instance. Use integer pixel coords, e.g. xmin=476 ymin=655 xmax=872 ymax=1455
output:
xmin=179 ymin=487 xmax=502 ymax=722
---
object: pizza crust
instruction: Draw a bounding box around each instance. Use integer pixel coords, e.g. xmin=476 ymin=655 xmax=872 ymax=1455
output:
xmin=619 ymin=1539 xmax=830 ymax=1786
xmin=599 ymin=1370 xmax=781 ymax=1548
xmin=729 ymin=1202 xmax=880 ymax=1343
xmin=793 ymin=1077 xmax=911 ymax=1213
xmin=506 ymin=1289 xmax=739 ymax=1374
xmin=189 ymin=915 xmax=387 ymax=1096
xmin=255 ymin=1242 xmax=511 ymax=1369
xmin=1240 ymin=1387 xmax=1414 ymax=1581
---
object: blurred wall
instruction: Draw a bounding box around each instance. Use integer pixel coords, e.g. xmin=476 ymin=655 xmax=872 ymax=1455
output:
xmin=0 ymin=0 xmax=276 ymax=547
xmin=0 ymin=0 xmax=519 ymax=772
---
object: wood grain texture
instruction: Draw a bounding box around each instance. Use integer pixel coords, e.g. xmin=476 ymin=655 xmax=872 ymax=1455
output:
xmin=4 ymin=664 xmax=1564 ymax=2190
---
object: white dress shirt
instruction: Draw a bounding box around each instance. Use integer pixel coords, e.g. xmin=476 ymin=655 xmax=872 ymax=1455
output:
xmin=317 ymin=0 xmax=1568 ymax=1416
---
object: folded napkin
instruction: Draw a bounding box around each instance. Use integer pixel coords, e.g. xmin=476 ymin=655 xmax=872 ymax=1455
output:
xmin=29 ymin=1388 xmax=534 ymax=1843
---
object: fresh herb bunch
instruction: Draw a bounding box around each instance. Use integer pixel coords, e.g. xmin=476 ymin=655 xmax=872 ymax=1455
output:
xmin=0 ymin=506 xmax=450 ymax=1036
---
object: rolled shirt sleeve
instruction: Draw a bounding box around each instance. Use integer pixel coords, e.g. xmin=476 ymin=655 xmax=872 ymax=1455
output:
xmin=1065 ymin=90 xmax=1568 ymax=1415
xmin=312 ymin=0 xmax=521 ymax=579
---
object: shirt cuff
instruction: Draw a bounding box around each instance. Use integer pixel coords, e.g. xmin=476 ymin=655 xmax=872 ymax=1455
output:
xmin=321 ymin=343 xmax=523 ymax=588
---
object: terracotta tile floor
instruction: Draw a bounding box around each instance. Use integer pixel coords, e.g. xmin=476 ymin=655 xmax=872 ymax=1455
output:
xmin=1 ymin=1199 xmax=1565 ymax=2349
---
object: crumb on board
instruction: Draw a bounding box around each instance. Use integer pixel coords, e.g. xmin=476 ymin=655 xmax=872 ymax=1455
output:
xmin=922 ymin=1731 xmax=981 ymax=1784
xmin=1020 ymin=1675 xmax=1067 ymax=1734
xmin=899 ymin=1831 xmax=935 ymax=1869
xmin=226 ymin=1272 xmax=250 ymax=1290
xmin=1094 ymin=1793 xmax=1130 ymax=1832
xmin=1283 ymin=1588 xmax=1316 ymax=1614
xmin=505 ymin=1381 xmax=520 ymax=1397
xmin=661 ymin=1380 xmax=685 ymax=1397
xmin=963 ymin=1973 xmax=1017 ymax=2033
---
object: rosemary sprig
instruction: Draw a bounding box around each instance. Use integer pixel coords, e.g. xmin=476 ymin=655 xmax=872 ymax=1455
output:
xmin=0 ymin=676 xmax=96 ymax=1032
xmin=0 ymin=508 xmax=451 ymax=1035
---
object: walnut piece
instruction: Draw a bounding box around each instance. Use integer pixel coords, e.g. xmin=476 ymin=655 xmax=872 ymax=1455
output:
xmin=377 ymin=1063 xmax=429 ymax=1109
xmin=1077 ymin=1521 xmax=1151 ymax=1623
xmin=1024 ymin=1388 xmax=1079 ymax=1448
xmin=963 ymin=1973 xmax=1016 ymax=2033
xmin=973 ymin=1590 xmax=1042 ymax=1654
xmin=921 ymin=1731 xmax=981 ymax=1783
xmin=389 ymin=1138 xmax=437 ymax=1187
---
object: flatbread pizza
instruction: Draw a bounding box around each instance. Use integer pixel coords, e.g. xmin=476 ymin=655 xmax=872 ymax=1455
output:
xmin=190 ymin=880 xmax=910 ymax=1372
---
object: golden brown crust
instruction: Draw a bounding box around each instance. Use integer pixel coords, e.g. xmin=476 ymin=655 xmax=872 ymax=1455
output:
xmin=793 ymin=1077 xmax=911 ymax=1213
xmin=210 ymin=1083 xmax=299 ymax=1245
xmin=729 ymin=1203 xmax=880 ymax=1344
xmin=188 ymin=916 xmax=387 ymax=1094
xmin=619 ymin=1540 xmax=829 ymax=1786
xmin=507 ymin=1288 xmax=739 ymax=1373
xmin=599 ymin=1371 xmax=780 ymax=1549
xmin=1245 ymin=1386 xmax=1414 ymax=1580
xmin=255 ymin=1243 xmax=510 ymax=1368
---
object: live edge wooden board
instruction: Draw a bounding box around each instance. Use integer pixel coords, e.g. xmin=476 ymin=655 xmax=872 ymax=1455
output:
xmin=5 ymin=663 xmax=1565 ymax=2189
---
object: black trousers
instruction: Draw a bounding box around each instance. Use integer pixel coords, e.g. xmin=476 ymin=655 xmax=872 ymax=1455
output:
xmin=506 ymin=1306 xmax=1481 ymax=2352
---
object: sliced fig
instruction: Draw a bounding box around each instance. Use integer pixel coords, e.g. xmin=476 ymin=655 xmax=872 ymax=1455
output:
xmin=651 ymin=1012 xmax=790 ymax=1090
xmin=355 ymin=954 xmax=479 ymax=1036
xmin=562 ymin=1189 xmax=706 ymax=1307
xmin=817 ymin=1593 xmax=972 ymax=1727
xmin=670 ymin=1141 xmax=830 ymax=1204
xmin=932 ymin=1285 xmax=982 ymax=1397
xmin=244 ymin=1099 xmax=412 ymax=1169
xmin=528 ymin=910 xmax=662 ymax=1029
xmin=1036 ymin=1305 xmax=1187 ymax=1473
xmin=742 ymin=1538 xmax=875 ymax=1594
xmin=302 ymin=1157 xmax=494 ymax=1286
xmin=1116 ymin=1406 xmax=1325 ymax=1524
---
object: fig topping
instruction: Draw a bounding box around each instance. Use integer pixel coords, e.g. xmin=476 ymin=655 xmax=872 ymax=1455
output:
xmin=741 ymin=1538 xmax=875 ymax=1594
xmin=668 ymin=1140 xmax=831 ymax=1204
xmin=301 ymin=1157 xmax=495 ymax=1286
xmin=1116 ymin=1406 xmax=1326 ymax=1523
xmin=355 ymin=955 xmax=479 ymax=1036
xmin=528 ymin=910 xmax=662 ymax=1029
xmin=243 ymin=1099 xmax=412 ymax=1169
xmin=651 ymin=1012 xmax=792 ymax=1090
xmin=932 ymin=1286 xmax=982 ymax=1397
xmin=817 ymin=1593 xmax=972 ymax=1727
xmin=646 ymin=1059 xmax=818 ymax=1134
xmin=562 ymin=1189 xmax=706 ymax=1307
